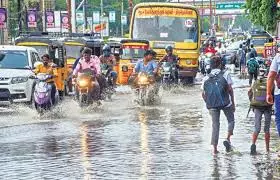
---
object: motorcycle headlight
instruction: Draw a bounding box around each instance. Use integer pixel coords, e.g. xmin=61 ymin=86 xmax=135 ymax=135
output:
xmin=11 ymin=77 xmax=28 ymax=84
xmin=138 ymin=76 xmax=149 ymax=84
xmin=78 ymin=79 xmax=89 ymax=87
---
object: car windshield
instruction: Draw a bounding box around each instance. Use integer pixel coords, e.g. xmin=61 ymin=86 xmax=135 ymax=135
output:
xmin=133 ymin=16 xmax=198 ymax=43
xmin=65 ymin=45 xmax=83 ymax=59
xmin=121 ymin=48 xmax=146 ymax=59
xmin=0 ymin=50 xmax=29 ymax=69
xmin=252 ymin=38 xmax=268 ymax=46
xmin=33 ymin=46 xmax=48 ymax=58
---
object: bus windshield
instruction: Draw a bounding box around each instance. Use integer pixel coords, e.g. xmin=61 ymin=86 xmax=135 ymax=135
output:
xmin=133 ymin=16 xmax=198 ymax=43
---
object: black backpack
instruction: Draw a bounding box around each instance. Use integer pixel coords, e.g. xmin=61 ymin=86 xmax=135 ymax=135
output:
xmin=203 ymin=71 xmax=230 ymax=109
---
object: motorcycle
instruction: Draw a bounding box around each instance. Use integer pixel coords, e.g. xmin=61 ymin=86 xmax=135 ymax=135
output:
xmin=32 ymin=73 xmax=59 ymax=114
xmin=199 ymin=52 xmax=214 ymax=75
xmin=136 ymin=72 xmax=159 ymax=106
xmin=73 ymin=69 xmax=96 ymax=107
xmin=101 ymin=64 xmax=115 ymax=100
xmin=160 ymin=62 xmax=177 ymax=87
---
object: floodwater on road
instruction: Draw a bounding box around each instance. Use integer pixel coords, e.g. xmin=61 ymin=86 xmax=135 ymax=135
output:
xmin=0 ymin=77 xmax=280 ymax=179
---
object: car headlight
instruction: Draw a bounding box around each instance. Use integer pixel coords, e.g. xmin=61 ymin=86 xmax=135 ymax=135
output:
xmin=11 ymin=77 xmax=28 ymax=84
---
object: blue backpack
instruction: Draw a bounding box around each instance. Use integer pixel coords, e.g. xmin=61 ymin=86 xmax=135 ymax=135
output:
xmin=203 ymin=71 xmax=230 ymax=109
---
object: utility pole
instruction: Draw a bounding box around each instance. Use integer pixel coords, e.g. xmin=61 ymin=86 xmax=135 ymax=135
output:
xmin=67 ymin=0 xmax=72 ymax=33
xmin=17 ymin=0 xmax=22 ymax=32
xmin=210 ymin=0 xmax=213 ymax=35
xmin=121 ymin=0 xmax=124 ymax=37
xmin=83 ymin=1 xmax=86 ymax=33
xmin=129 ymin=0 xmax=133 ymax=21
xmin=42 ymin=0 xmax=45 ymax=32
xmin=100 ymin=0 xmax=103 ymax=38
xmin=71 ymin=0 xmax=76 ymax=33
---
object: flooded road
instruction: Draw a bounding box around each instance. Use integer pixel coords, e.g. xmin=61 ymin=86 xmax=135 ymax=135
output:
xmin=0 ymin=76 xmax=280 ymax=179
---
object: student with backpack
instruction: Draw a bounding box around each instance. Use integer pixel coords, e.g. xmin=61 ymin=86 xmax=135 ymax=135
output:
xmin=247 ymin=52 xmax=259 ymax=86
xmin=248 ymin=69 xmax=273 ymax=155
xmin=202 ymin=56 xmax=235 ymax=155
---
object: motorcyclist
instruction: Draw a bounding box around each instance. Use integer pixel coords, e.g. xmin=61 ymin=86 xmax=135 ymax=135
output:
xmin=34 ymin=54 xmax=57 ymax=105
xmin=99 ymin=45 xmax=118 ymax=88
xmin=159 ymin=45 xmax=179 ymax=82
xmin=73 ymin=48 xmax=101 ymax=103
xmin=204 ymin=42 xmax=217 ymax=54
xmin=130 ymin=50 xmax=158 ymax=88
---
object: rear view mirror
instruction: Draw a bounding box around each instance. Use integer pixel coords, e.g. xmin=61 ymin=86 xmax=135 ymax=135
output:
xmin=119 ymin=48 xmax=123 ymax=55
xmin=28 ymin=75 xmax=36 ymax=79
xmin=0 ymin=53 xmax=5 ymax=61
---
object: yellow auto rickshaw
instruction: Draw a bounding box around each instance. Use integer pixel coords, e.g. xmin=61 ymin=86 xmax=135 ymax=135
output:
xmin=248 ymin=30 xmax=273 ymax=57
xmin=118 ymin=39 xmax=150 ymax=85
xmin=15 ymin=32 xmax=69 ymax=96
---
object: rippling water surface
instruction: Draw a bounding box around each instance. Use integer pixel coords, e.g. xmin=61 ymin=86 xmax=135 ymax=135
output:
xmin=0 ymin=78 xmax=280 ymax=179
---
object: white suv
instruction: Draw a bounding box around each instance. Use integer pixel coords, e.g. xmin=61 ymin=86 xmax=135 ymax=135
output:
xmin=0 ymin=45 xmax=40 ymax=104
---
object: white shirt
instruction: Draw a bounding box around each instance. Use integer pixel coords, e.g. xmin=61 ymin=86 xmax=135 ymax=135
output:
xmin=269 ymin=54 xmax=280 ymax=95
xmin=201 ymin=69 xmax=233 ymax=107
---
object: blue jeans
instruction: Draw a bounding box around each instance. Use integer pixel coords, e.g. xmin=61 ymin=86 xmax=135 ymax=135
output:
xmin=275 ymin=94 xmax=280 ymax=135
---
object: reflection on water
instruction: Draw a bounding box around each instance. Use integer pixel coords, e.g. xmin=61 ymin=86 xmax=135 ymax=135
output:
xmin=0 ymin=85 xmax=280 ymax=179
xmin=139 ymin=111 xmax=150 ymax=179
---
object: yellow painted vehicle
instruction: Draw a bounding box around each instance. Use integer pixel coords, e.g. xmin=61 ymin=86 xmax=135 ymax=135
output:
xmin=15 ymin=32 xmax=68 ymax=95
xmin=130 ymin=2 xmax=201 ymax=83
xmin=61 ymin=33 xmax=104 ymax=92
xmin=249 ymin=30 xmax=273 ymax=57
xmin=107 ymin=39 xmax=122 ymax=77
xmin=61 ymin=33 xmax=104 ymax=69
xmin=118 ymin=39 xmax=150 ymax=85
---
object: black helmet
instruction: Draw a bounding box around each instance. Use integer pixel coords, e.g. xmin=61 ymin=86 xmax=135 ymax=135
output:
xmin=165 ymin=45 xmax=173 ymax=52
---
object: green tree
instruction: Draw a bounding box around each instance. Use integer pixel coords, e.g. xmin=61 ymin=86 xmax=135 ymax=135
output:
xmin=246 ymin=0 xmax=280 ymax=32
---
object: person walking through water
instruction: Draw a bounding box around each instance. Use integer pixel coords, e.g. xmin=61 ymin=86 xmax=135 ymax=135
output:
xmin=202 ymin=56 xmax=235 ymax=155
xmin=267 ymin=54 xmax=280 ymax=156
xmin=248 ymin=69 xmax=273 ymax=155
xmin=247 ymin=52 xmax=259 ymax=86
xmin=238 ymin=44 xmax=246 ymax=74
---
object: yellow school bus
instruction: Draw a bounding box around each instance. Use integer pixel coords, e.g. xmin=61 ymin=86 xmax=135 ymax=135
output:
xmin=130 ymin=2 xmax=201 ymax=83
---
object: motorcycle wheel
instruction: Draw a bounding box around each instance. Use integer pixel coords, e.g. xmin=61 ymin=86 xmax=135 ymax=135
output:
xmin=79 ymin=94 xmax=88 ymax=107
xmin=139 ymin=88 xmax=146 ymax=106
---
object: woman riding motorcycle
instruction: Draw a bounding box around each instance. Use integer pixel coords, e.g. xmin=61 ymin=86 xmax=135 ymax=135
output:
xmin=73 ymin=48 xmax=101 ymax=102
xmin=34 ymin=54 xmax=58 ymax=105
xmin=99 ymin=45 xmax=118 ymax=88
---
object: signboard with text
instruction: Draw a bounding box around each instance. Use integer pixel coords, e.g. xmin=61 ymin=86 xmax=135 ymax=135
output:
xmin=45 ymin=10 xmax=55 ymax=28
xmin=216 ymin=3 xmax=245 ymax=10
xmin=27 ymin=9 xmax=37 ymax=28
xmin=60 ymin=12 xmax=69 ymax=29
xmin=0 ymin=8 xmax=7 ymax=29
